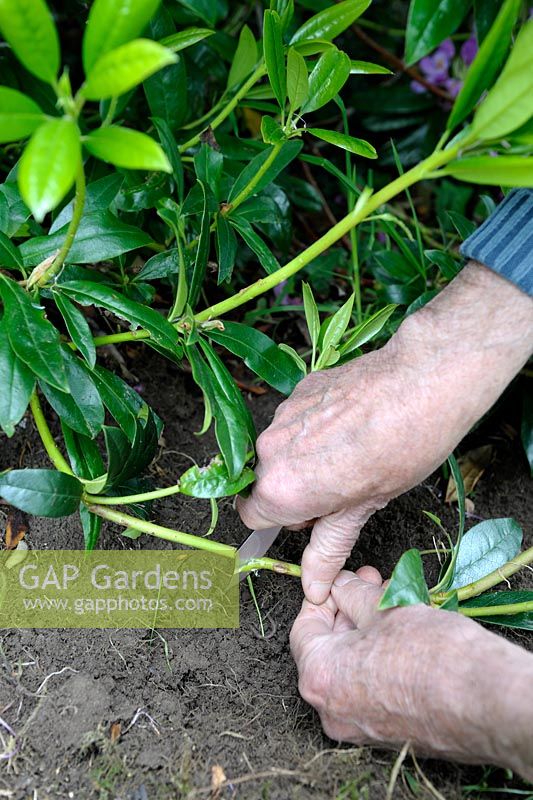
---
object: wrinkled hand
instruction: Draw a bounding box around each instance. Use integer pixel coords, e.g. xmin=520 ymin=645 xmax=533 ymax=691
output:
xmin=290 ymin=567 xmax=533 ymax=777
xmin=238 ymin=263 xmax=533 ymax=603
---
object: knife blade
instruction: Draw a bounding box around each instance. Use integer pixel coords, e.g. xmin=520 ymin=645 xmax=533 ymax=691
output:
xmin=237 ymin=525 xmax=282 ymax=581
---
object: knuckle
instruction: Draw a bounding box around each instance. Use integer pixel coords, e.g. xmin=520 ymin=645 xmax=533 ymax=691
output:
xmin=298 ymin=658 xmax=331 ymax=709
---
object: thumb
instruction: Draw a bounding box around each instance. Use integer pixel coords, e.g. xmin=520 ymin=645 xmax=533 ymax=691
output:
xmin=301 ymin=506 xmax=371 ymax=604
xmin=331 ymin=568 xmax=383 ymax=629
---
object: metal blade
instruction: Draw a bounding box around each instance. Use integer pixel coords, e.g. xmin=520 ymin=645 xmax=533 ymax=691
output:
xmin=237 ymin=525 xmax=282 ymax=581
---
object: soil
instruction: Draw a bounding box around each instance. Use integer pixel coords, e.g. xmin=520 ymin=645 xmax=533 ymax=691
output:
xmin=0 ymin=350 xmax=531 ymax=800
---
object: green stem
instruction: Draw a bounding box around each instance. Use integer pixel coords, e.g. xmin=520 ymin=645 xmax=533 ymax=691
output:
xmin=33 ymin=166 xmax=86 ymax=287
xmin=238 ymin=557 xmax=301 ymax=578
xmin=85 ymin=483 xmax=183 ymax=505
xmin=29 ymin=391 xmax=74 ymax=475
xmin=226 ymin=141 xmax=283 ymax=213
xmin=434 ymin=546 xmax=533 ymax=603
xmin=86 ymin=504 xmax=236 ymax=557
xmin=459 ymin=601 xmax=533 ymax=618
xmin=178 ymin=63 xmax=266 ymax=153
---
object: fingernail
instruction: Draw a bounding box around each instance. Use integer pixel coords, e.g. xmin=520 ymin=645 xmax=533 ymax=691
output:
xmin=333 ymin=571 xmax=358 ymax=588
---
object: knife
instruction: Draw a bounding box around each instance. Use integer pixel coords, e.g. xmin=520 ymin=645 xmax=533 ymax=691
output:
xmin=237 ymin=525 xmax=282 ymax=581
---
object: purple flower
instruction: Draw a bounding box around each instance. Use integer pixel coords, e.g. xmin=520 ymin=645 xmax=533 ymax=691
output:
xmin=419 ymin=39 xmax=455 ymax=82
xmin=444 ymin=77 xmax=462 ymax=98
xmin=460 ymin=35 xmax=478 ymax=66
xmin=273 ymin=280 xmax=300 ymax=306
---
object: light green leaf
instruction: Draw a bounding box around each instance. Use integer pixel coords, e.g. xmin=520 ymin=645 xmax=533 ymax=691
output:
xmin=339 ymin=304 xmax=397 ymax=355
xmin=350 ymin=59 xmax=392 ymax=75
xmin=379 ymin=549 xmax=431 ymax=609
xmin=0 ymin=0 xmax=60 ymax=83
xmin=0 ymin=469 xmax=83 ymax=517
xmin=263 ymin=10 xmax=286 ymax=109
xmin=302 ymin=282 xmax=320 ymax=352
xmin=278 ymin=343 xmax=307 ymax=376
xmin=450 ymin=518 xmax=523 ymax=590
xmin=290 ymin=0 xmax=371 ymax=44
xmin=307 ymin=128 xmax=377 ymax=158
xmin=82 ymin=0 xmax=161 ymax=73
xmin=81 ymin=39 xmax=177 ymax=100
xmin=287 ymin=47 xmax=309 ymax=112
xmin=160 ymin=27 xmax=214 ymax=52
xmin=301 ymin=47 xmax=351 ymax=114
xmin=228 ymin=140 xmax=302 ymax=202
xmin=227 ymin=24 xmax=258 ymax=89
xmin=261 ymin=115 xmax=286 ymax=145
xmin=0 ymin=86 xmax=45 ymax=143
xmin=18 ymin=119 xmax=81 ymax=222
xmin=179 ymin=455 xmax=255 ymax=498
xmin=84 ymin=126 xmax=171 ymax=172
xmin=320 ymin=294 xmax=354 ymax=355
xmin=0 ymin=323 xmax=35 ymax=437
xmin=443 ymin=156 xmax=533 ymax=187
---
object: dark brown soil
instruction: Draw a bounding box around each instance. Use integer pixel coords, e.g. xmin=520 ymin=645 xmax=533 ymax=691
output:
xmin=0 ymin=351 xmax=531 ymax=800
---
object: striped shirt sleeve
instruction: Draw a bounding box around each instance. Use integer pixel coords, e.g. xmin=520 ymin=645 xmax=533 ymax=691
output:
xmin=459 ymin=188 xmax=533 ymax=297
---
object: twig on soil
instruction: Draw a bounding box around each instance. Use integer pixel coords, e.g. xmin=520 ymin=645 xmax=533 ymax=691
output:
xmin=411 ymin=752 xmax=448 ymax=800
xmin=123 ymin=708 xmax=161 ymax=737
xmin=36 ymin=666 xmax=78 ymax=695
xmin=386 ymin=741 xmax=411 ymax=800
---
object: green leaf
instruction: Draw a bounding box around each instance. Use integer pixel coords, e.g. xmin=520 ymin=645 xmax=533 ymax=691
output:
xmin=301 ymin=47 xmax=351 ymax=114
xmin=80 ymin=505 xmax=103 ymax=550
xmin=230 ymin=217 xmax=280 ymax=275
xmin=84 ymin=126 xmax=171 ymax=172
xmin=227 ymin=24 xmax=258 ymax=89
xmin=228 ymin=141 xmax=302 ymax=202
xmin=152 ymin=117 xmax=184 ymax=200
xmin=278 ymin=343 xmax=307 ymax=376
xmin=0 ymin=323 xmax=35 ymax=436
xmin=0 ymin=274 xmax=67 ymax=391
xmin=0 ymin=469 xmax=83 ymax=517
xmin=474 ymin=0 xmax=501 ymax=44
xmin=302 ymin=281 xmax=320 ymax=355
xmin=54 ymin=294 xmax=96 ymax=369
xmin=21 ymin=211 xmax=151 ymax=266
xmin=39 ymin=349 xmax=104 ymax=438
xmin=188 ymin=180 xmax=211 ymax=309
xmin=350 ymin=59 xmax=392 ymax=75
xmin=83 ymin=0 xmax=162 ymax=73
xmin=460 ymin=590 xmax=533 ymax=630
xmin=307 ymin=128 xmax=377 ymax=158
xmin=0 ymin=0 xmax=60 ymax=83
xmin=160 ymin=27 xmax=214 ymax=52
xmin=82 ymin=39 xmax=177 ymax=100
xmin=179 ymin=455 xmax=255 ymax=498
xmin=405 ymin=0 xmax=470 ymax=65
xmin=91 ymin=365 xmax=148 ymax=442
xmin=144 ymin=10 xmax=187 ymax=130
xmin=137 ymin=248 xmax=178 ymax=281
xmin=194 ymin=144 xmax=224 ymax=195
xmin=103 ymin=410 xmax=158 ymax=486
xmin=0 ymin=86 xmax=45 ymax=143
xmin=471 ymin=21 xmax=533 ymax=140
xmin=287 ymin=47 xmax=309 ymax=112
xmin=206 ymin=321 xmax=304 ymax=395
xmin=18 ymin=119 xmax=81 ymax=222
xmin=450 ymin=518 xmax=523 ymax=590
xmin=58 ymin=281 xmax=181 ymax=356
xmin=290 ymin=0 xmax=371 ymax=44
xmin=320 ymin=294 xmax=354 ymax=355
xmin=263 ymin=10 xmax=286 ymax=109
xmin=0 ymin=230 xmax=23 ymax=271
xmin=62 ymin=423 xmax=106 ymax=483
xmin=261 ymin=115 xmax=286 ymax=145
xmin=49 ymin=173 xmax=124 ymax=234
xmin=378 ymin=549 xmax=431 ymax=609
xmin=339 ymin=304 xmax=397 ymax=355
xmin=216 ymin=215 xmax=238 ymax=284
xmin=447 ymin=0 xmax=522 ymax=130
xmin=443 ymin=156 xmax=533 ymax=187
xmin=436 ymin=454 xmax=466 ymax=590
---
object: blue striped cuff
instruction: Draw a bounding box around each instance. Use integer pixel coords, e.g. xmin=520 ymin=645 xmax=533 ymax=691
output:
xmin=460 ymin=188 xmax=533 ymax=298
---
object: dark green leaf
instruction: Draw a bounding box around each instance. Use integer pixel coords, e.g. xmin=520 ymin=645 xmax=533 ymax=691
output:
xmin=194 ymin=144 xmax=224 ymax=196
xmin=179 ymin=455 xmax=255 ymax=498
xmin=378 ymin=549 xmax=431 ymax=609
xmin=137 ymin=248 xmax=179 ymax=281
xmin=145 ymin=11 xmax=187 ymax=130
xmin=437 ymin=454 xmax=466 ymax=590
xmin=0 ymin=274 xmax=67 ymax=391
xmin=0 ymin=323 xmax=35 ymax=436
xmin=152 ymin=117 xmax=184 ymax=200
xmin=405 ymin=0 xmax=470 ymax=65
xmin=91 ymin=366 xmax=141 ymax=442
xmin=84 ymin=126 xmax=171 ymax=172
xmin=40 ymin=349 xmax=104 ymax=438
xmin=104 ymin=408 xmax=158 ymax=485
xmin=290 ymin=0 xmax=371 ymax=44
xmin=188 ymin=180 xmax=211 ymax=309
xmin=206 ymin=320 xmax=303 ymax=394
xmin=0 ymin=86 xmax=45 ymax=143
xmin=230 ymin=217 xmax=280 ymax=274
xmin=301 ymin=47 xmax=351 ymax=114
xmin=0 ymin=469 xmax=83 ymax=517
xmin=228 ymin=141 xmax=302 ymax=202
xmin=443 ymin=156 xmax=533 ymax=187
xmin=261 ymin=115 xmax=286 ymax=145
xmin=450 ymin=518 xmax=523 ymax=590
xmin=49 ymin=173 xmax=124 ymax=234
xmin=80 ymin=504 xmax=103 ymax=550
xmin=473 ymin=0 xmax=501 ymax=43
xmin=0 ymin=230 xmax=23 ymax=270
xmin=263 ymin=10 xmax=286 ymax=109
xmin=54 ymin=294 xmax=96 ymax=368
xmin=82 ymin=0 xmax=161 ymax=73
xmin=0 ymin=0 xmax=60 ymax=83
xmin=216 ymin=215 xmax=238 ymax=283
xmin=62 ymin=423 xmax=106 ymax=482
xmin=307 ymin=128 xmax=376 ymax=158
xmin=461 ymin=590 xmax=533 ymax=630
xmin=82 ymin=39 xmax=177 ymax=100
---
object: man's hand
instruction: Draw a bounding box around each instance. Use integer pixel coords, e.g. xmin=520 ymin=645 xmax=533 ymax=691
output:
xmin=290 ymin=568 xmax=533 ymax=779
xmin=238 ymin=262 xmax=533 ymax=603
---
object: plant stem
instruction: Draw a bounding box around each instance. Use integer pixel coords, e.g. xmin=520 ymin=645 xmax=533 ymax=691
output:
xmin=86 ymin=504 xmax=237 ymax=557
xmin=433 ymin=546 xmax=533 ymax=603
xmin=85 ymin=483 xmax=183 ymax=505
xmin=29 ymin=391 xmax=74 ymax=475
xmin=226 ymin=141 xmax=283 ymax=213
xmin=238 ymin=557 xmax=301 ymax=577
xmin=178 ymin=63 xmax=266 ymax=152
xmin=459 ymin=600 xmax=533 ymax=618
xmin=34 ymin=166 xmax=86 ymax=287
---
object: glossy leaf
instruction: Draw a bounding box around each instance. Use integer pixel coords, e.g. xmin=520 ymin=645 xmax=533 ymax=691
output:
xmin=62 ymin=423 xmax=106 ymax=483
xmin=405 ymin=0 xmax=470 ymax=65
xmin=179 ymin=455 xmax=255 ymax=498
xmin=188 ymin=181 xmax=211 ymax=309
xmin=50 ymin=173 xmax=124 ymax=234
xmin=84 ymin=126 xmax=171 ymax=172
xmin=447 ymin=0 xmax=521 ymax=129
xmin=152 ymin=117 xmax=184 ymax=200
xmin=104 ymin=409 xmax=158 ymax=486
xmin=321 ymin=294 xmax=354 ymax=355
xmin=0 ymin=86 xmax=45 ymax=143
xmin=302 ymin=282 xmax=320 ymax=354
xmin=21 ymin=211 xmax=151 ymax=266
xmin=0 ymin=0 xmax=60 ymax=83
xmin=287 ymin=47 xmax=309 ymax=112
xmin=161 ymin=27 xmax=214 ymax=52
xmin=144 ymin=10 xmax=187 ymax=130
xmin=229 ymin=141 xmax=302 ymax=202
xmin=471 ymin=21 xmax=533 ymax=140
xmin=263 ymin=10 xmax=286 ymax=109
xmin=58 ymin=281 xmax=181 ymax=355
xmin=378 ymin=549 xmax=431 ymax=609
xmin=0 ymin=230 xmax=23 ymax=270
xmin=290 ymin=0 xmax=371 ymax=44
xmin=80 ymin=505 xmax=103 ymax=550
xmin=0 ymin=469 xmax=83 ymax=517
xmin=301 ymin=48 xmax=351 ymax=114
xmin=307 ymin=128 xmax=377 ymax=158
xmin=443 ymin=156 xmax=533 ymax=187
xmin=0 ymin=274 xmax=67 ymax=391
xmin=350 ymin=59 xmax=392 ymax=75
xmin=261 ymin=115 xmax=286 ymax=145
xmin=227 ymin=24 xmax=258 ymax=89
xmin=216 ymin=215 xmax=238 ymax=283
xmin=474 ymin=0 xmax=501 ymax=43
xmin=91 ymin=365 xmax=148 ymax=442
xmin=40 ymin=349 xmax=104 ymax=438
xmin=137 ymin=248 xmax=178 ymax=281
xmin=83 ymin=0 xmax=161 ymax=73
xmin=206 ymin=321 xmax=303 ymax=395
xmin=82 ymin=39 xmax=177 ymax=100
xmin=340 ymin=304 xmax=397 ymax=355
xmin=461 ymin=590 xmax=533 ymax=630
xmin=0 ymin=323 xmax=35 ymax=436
xmin=450 ymin=518 xmax=523 ymax=590
xmin=18 ymin=119 xmax=81 ymax=222
xmin=230 ymin=217 xmax=280 ymax=275
xmin=54 ymin=294 xmax=96 ymax=369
